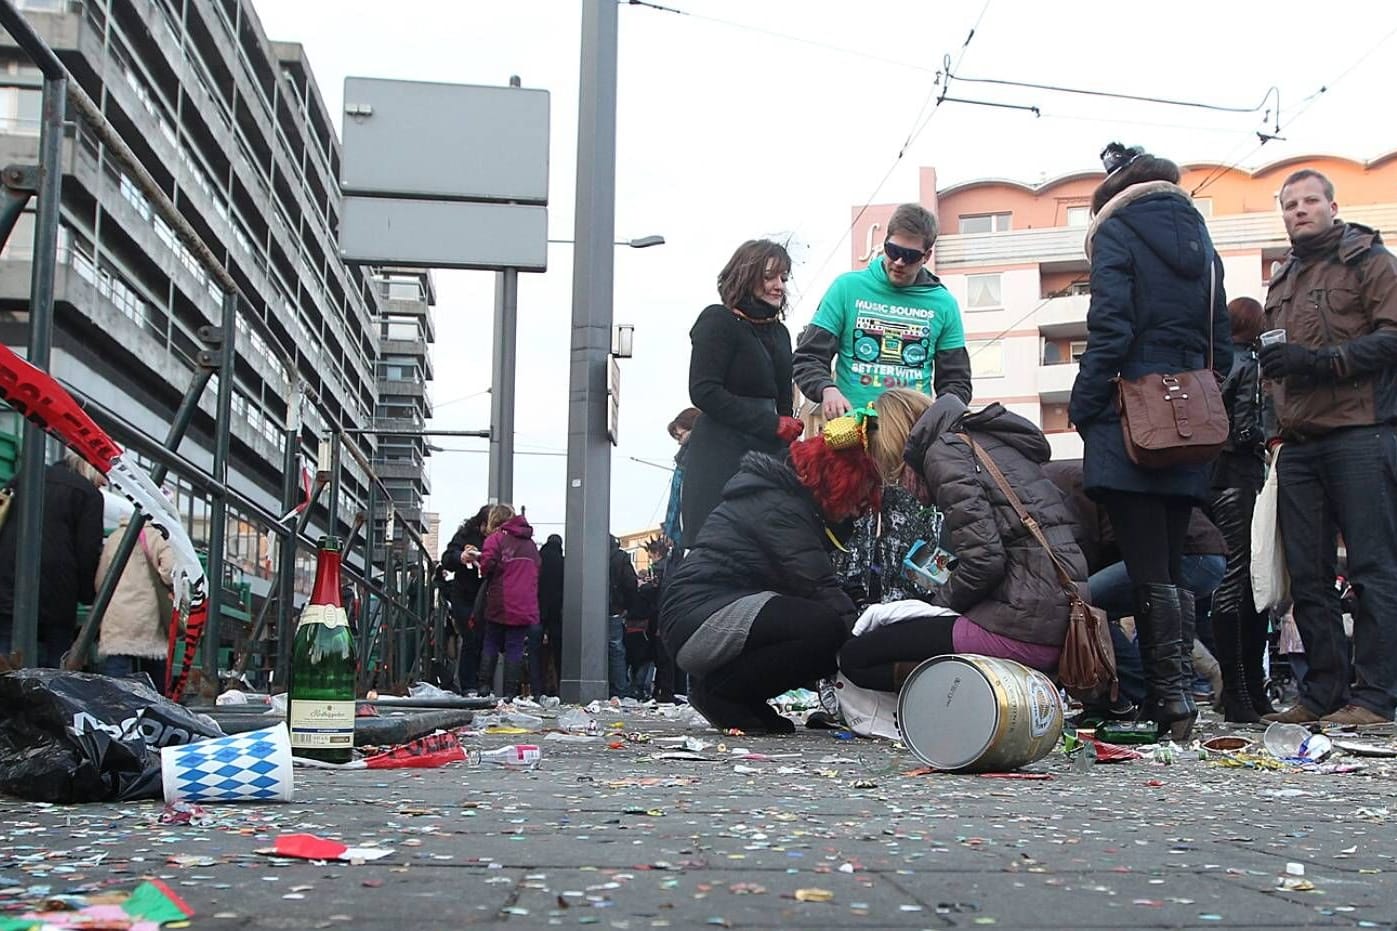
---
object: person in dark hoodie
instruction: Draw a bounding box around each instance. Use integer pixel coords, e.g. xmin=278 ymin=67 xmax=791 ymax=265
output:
xmin=839 ymin=398 xmax=1087 ymax=694
xmin=466 ymin=505 xmax=541 ymax=699
xmin=682 ymin=239 xmax=804 ymax=544
xmin=441 ymin=505 xmax=491 ymax=694
xmin=660 ymin=427 xmax=882 ymax=734
xmin=1067 ymin=143 xmax=1232 ymax=742
xmin=537 ymin=534 xmax=564 ymax=694
xmin=0 ymin=452 xmax=105 ymax=667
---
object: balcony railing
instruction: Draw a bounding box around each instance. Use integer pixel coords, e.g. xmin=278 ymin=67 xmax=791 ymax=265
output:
xmin=1036 ymin=360 xmax=1078 ymax=403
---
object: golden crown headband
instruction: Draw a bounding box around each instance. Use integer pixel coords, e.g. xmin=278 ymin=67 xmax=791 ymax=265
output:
xmin=822 ymin=405 xmax=878 ymax=451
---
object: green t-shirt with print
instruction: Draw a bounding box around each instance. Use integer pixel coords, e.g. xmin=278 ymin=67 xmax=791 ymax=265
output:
xmin=809 ymin=259 xmax=965 ymax=409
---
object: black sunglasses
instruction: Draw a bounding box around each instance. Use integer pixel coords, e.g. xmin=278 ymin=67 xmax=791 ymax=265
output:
xmin=883 ymin=241 xmax=928 ymax=265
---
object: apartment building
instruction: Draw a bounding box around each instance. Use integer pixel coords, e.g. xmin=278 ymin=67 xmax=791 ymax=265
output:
xmin=371 ymin=266 xmax=435 ymax=550
xmin=850 ymin=155 xmax=1397 ymax=458
xmin=0 ymin=0 xmax=415 ymax=588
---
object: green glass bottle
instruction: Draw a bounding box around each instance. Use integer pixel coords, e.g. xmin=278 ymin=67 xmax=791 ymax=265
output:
xmin=287 ymin=536 xmax=357 ymax=762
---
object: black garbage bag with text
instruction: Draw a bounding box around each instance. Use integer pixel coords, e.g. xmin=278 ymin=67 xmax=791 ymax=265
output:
xmin=0 ymin=669 xmax=223 ymax=803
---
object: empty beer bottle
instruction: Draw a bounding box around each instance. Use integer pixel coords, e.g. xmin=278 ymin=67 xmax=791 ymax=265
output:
xmin=287 ymin=536 xmax=357 ymax=762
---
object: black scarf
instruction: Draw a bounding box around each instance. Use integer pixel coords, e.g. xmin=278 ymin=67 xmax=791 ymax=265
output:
xmin=734 ymin=294 xmax=781 ymax=322
xmin=1291 ymin=220 xmax=1344 ymax=261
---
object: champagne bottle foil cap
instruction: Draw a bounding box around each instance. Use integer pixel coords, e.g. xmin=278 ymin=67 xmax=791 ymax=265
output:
xmin=317 ymin=535 xmax=343 ymax=552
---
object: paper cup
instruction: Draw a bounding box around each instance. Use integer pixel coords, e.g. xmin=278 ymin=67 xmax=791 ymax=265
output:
xmin=161 ymin=723 xmax=294 ymax=803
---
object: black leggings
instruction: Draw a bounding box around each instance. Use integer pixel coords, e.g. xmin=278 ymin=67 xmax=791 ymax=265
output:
xmin=704 ymin=596 xmax=846 ymax=704
xmin=838 ymin=613 xmax=958 ymax=692
xmin=1100 ymin=491 xmax=1192 ymax=588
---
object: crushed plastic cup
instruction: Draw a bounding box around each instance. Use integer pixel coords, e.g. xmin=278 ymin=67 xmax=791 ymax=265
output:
xmin=1263 ymin=722 xmax=1332 ymax=761
xmin=556 ymin=707 xmax=599 ymax=735
xmin=501 ymin=711 xmax=543 ymax=731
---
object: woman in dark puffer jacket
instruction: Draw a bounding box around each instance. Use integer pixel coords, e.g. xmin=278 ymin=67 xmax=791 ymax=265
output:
xmin=838 ymin=397 xmax=1088 ymax=694
xmin=660 ymin=431 xmax=881 ymax=734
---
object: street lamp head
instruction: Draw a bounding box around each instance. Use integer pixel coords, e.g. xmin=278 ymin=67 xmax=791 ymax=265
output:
xmin=626 ymin=235 xmax=665 ymax=249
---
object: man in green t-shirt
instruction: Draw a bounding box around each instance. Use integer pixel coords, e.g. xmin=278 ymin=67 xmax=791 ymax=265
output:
xmin=795 ymin=203 xmax=972 ymax=418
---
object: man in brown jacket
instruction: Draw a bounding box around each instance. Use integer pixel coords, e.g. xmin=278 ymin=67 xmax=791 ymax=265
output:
xmin=1259 ymin=168 xmax=1397 ymax=726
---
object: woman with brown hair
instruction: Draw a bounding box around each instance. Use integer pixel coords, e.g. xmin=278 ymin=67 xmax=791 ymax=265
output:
xmin=1068 ymin=142 xmax=1232 ymax=741
xmin=1208 ymin=296 xmax=1274 ymax=721
xmin=681 ymin=239 xmax=804 ymax=544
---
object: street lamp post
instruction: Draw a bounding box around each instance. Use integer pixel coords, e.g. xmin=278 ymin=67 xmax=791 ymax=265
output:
xmin=485 ymin=234 xmax=663 ymax=508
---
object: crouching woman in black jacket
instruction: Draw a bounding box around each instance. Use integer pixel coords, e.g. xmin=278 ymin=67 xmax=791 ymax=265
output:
xmin=660 ymin=431 xmax=882 ymax=733
xmin=839 ymin=396 xmax=1089 ymax=694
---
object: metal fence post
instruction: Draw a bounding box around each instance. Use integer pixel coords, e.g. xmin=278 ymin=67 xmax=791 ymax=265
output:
xmin=198 ymin=290 xmax=238 ymax=690
xmin=9 ymin=68 xmax=65 ymax=666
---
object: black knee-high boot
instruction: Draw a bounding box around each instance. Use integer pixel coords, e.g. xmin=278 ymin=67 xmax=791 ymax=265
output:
xmin=1134 ymin=584 xmax=1196 ymax=742
xmin=1211 ymin=606 xmax=1261 ymax=723
xmin=1240 ymin=606 xmax=1277 ymax=715
xmin=477 ymin=652 xmax=498 ymax=698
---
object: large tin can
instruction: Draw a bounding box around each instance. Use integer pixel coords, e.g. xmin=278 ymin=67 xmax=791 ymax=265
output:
xmin=897 ymin=654 xmax=1064 ymax=773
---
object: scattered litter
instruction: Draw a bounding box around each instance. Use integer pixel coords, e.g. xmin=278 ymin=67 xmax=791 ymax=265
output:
xmin=794 ymin=888 xmax=834 ymax=903
xmin=261 ymin=833 xmax=394 ymax=862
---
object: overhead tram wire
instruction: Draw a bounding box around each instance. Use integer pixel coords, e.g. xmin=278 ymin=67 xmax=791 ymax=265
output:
xmin=1191 ymin=19 xmax=1397 ymax=197
xmin=788 ymin=0 xmax=996 ymax=319
xmin=625 ymin=0 xmax=937 ymax=74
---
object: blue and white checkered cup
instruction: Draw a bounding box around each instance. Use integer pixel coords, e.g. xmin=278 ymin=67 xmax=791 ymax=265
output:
xmin=161 ymin=722 xmax=294 ymax=803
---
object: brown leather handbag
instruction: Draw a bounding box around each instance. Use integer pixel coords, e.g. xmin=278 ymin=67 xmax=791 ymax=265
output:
xmin=958 ymin=434 xmax=1117 ymax=700
xmin=1114 ymin=262 xmax=1228 ymax=468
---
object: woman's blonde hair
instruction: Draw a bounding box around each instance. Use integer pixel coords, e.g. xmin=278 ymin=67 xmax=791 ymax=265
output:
xmin=62 ymin=450 xmax=107 ymax=488
xmin=485 ymin=504 xmax=515 ymax=534
xmin=869 ymin=389 xmax=934 ymax=483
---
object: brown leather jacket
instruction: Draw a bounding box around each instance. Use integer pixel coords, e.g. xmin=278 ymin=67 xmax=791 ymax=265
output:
xmin=1263 ymin=222 xmax=1397 ymax=440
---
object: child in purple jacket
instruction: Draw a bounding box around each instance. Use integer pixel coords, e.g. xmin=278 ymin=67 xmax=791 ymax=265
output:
xmin=466 ymin=505 xmax=541 ymax=698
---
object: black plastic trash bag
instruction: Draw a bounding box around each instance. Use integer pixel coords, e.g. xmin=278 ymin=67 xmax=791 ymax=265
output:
xmin=0 ymin=669 xmax=224 ymax=803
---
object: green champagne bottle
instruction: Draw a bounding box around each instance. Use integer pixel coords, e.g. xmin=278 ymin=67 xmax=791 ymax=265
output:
xmin=287 ymin=536 xmax=357 ymax=762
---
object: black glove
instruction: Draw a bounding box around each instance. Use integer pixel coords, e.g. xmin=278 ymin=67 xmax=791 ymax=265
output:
xmin=1259 ymin=342 xmax=1338 ymax=382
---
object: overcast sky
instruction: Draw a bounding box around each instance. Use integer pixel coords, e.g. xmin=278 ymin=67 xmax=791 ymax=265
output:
xmin=254 ymin=0 xmax=1397 ymax=549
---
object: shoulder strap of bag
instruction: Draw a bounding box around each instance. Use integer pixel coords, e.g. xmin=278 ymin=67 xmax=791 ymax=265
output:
xmin=955 ymin=433 xmax=1079 ymax=595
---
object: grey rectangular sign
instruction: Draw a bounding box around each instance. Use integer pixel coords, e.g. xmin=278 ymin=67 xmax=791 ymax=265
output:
xmin=341 ymin=78 xmax=549 ymax=205
xmin=339 ymin=197 xmax=548 ymax=271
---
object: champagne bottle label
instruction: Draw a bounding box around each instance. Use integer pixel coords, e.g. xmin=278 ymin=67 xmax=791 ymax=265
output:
xmin=298 ymin=603 xmax=349 ymax=629
xmin=289 ymin=700 xmax=356 ymax=748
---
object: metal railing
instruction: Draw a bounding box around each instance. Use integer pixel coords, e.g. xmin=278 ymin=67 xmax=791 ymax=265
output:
xmin=0 ymin=0 xmax=444 ymax=697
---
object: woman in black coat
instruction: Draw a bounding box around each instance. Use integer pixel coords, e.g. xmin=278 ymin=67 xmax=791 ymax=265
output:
xmin=1208 ymin=297 xmax=1274 ymax=722
xmin=661 ymin=432 xmax=881 ymax=734
xmin=1067 ymin=143 xmax=1232 ymax=741
xmin=681 ymin=239 xmax=804 ymax=544
xmin=0 ymin=453 xmax=105 ymax=667
xmin=441 ymin=505 xmax=491 ymax=694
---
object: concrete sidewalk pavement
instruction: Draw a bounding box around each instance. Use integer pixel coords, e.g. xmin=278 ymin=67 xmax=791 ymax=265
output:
xmin=3 ymin=705 xmax=1397 ymax=929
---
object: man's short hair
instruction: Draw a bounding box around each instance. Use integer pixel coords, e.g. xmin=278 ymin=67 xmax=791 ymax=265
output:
xmin=1279 ymin=168 xmax=1335 ymax=203
xmin=887 ymin=203 xmax=939 ymax=251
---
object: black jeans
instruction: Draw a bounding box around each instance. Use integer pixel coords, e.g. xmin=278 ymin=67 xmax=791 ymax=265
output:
xmin=1278 ymin=426 xmax=1397 ymax=718
xmin=704 ymin=596 xmax=845 ymax=708
xmin=838 ymin=614 xmax=957 ymax=693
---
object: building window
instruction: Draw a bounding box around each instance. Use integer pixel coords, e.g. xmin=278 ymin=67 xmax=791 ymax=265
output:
xmin=1065 ymin=206 xmax=1090 ymax=227
xmin=0 ymin=86 xmax=41 ymax=135
xmin=959 ymin=212 xmax=1012 ymax=234
xmin=1192 ymin=197 xmax=1213 ymax=218
xmin=966 ymin=273 xmax=1002 ymax=310
xmin=966 ymin=340 xmax=1005 ymax=377
xmin=1070 ymin=339 xmax=1088 ymax=362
